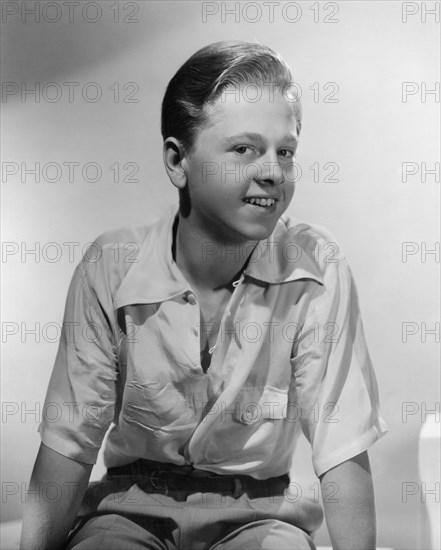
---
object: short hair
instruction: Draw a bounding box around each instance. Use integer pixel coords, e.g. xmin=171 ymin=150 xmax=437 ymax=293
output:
xmin=161 ymin=41 xmax=301 ymax=152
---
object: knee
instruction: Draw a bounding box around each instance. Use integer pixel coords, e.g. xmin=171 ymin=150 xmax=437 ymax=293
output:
xmin=262 ymin=520 xmax=316 ymax=549
xmin=214 ymin=519 xmax=316 ymax=550
xmin=66 ymin=514 xmax=120 ymax=549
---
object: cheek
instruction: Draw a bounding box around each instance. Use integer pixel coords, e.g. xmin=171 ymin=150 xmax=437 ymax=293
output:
xmin=185 ymin=149 xmax=216 ymax=182
xmin=281 ymin=182 xmax=296 ymax=209
xmin=283 ymin=162 xmax=298 ymax=183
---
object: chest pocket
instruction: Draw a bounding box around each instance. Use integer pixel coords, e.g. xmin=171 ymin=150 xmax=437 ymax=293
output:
xmin=233 ymin=386 xmax=289 ymax=425
xmin=122 ymin=379 xmax=195 ymax=431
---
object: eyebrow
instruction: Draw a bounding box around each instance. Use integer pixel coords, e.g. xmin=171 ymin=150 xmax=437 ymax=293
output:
xmin=224 ymin=132 xmax=298 ymax=144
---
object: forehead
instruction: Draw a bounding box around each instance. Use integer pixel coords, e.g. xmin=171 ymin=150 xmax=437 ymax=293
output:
xmin=202 ymin=85 xmax=300 ymax=140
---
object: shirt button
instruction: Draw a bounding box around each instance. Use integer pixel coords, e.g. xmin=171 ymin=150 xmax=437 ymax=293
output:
xmin=185 ymin=292 xmax=197 ymax=305
xmin=187 ymin=293 xmax=197 ymax=305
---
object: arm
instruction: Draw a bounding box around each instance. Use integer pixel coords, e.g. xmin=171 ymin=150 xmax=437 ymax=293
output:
xmin=20 ymin=442 xmax=93 ymax=550
xmin=320 ymin=450 xmax=376 ymax=550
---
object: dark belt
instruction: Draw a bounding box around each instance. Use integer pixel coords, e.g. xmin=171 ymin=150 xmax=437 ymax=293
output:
xmin=107 ymin=459 xmax=289 ymax=500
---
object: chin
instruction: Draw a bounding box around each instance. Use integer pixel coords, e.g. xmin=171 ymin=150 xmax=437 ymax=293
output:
xmin=239 ymin=222 xmax=277 ymax=242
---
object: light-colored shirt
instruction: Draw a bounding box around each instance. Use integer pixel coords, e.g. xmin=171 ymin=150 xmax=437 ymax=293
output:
xmin=39 ymin=203 xmax=387 ymax=479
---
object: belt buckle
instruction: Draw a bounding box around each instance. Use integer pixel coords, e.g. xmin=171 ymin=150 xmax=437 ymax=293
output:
xmin=149 ymin=470 xmax=169 ymax=495
xmin=232 ymin=477 xmax=242 ymax=499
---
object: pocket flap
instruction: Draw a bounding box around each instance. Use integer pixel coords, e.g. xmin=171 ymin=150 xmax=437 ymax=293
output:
xmin=234 ymin=386 xmax=289 ymax=425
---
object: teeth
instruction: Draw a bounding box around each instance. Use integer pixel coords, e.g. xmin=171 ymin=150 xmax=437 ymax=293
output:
xmin=246 ymin=198 xmax=276 ymax=207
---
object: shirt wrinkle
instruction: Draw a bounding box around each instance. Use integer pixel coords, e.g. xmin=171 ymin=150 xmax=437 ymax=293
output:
xmin=38 ymin=202 xmax=387 ymax=480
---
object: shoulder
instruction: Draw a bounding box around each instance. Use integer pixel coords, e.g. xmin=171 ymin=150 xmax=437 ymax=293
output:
xmin=281 ymin=214 xmax=345 ymax=259
xmin=279 ymin=214 xmax=349 ymax=279
xmin=278 ymin=217 xmax=362 ymax=323
xmin=79 ymin=222 xmax=156 ymax=299
xmin=89 ymin=224 xmax=153 ymax=256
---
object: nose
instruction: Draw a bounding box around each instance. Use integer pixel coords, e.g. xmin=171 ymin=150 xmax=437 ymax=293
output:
xmin=256 ymin=151 xmax=285 ymax=186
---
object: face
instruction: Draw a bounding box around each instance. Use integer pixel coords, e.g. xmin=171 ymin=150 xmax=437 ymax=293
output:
xmin=181 ymin=86 xmax=299 ymax=244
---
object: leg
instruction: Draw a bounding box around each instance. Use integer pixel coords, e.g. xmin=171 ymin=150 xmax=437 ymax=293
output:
xmin=210 ymin=519 xmax=316 ymax=550
xmin=65 ymin=514 xmax=175 ymax=550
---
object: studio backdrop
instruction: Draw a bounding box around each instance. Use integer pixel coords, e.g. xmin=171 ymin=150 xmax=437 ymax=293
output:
xmin=1 ymin=2 xmax=440 ymax=549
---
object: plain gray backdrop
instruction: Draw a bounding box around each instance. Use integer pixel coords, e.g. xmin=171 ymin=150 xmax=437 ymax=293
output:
xmin=1 ymin=2 xmax=440 ymax=549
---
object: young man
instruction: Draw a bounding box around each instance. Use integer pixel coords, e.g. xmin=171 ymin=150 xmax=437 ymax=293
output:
xmin=21 ymin=41 xmax=387 ymax=549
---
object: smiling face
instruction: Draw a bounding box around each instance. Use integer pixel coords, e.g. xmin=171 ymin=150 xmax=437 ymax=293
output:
xmin=180 ymin=86 xmax=299 ymax=244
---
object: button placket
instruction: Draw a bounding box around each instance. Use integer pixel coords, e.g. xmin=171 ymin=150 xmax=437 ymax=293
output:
xmin=183 ymin=275 xmax=245 ymax=377
xmin=204 ymin=274 xmax=246 ymax=376
xmin=183 ymin=290 xmax=203 ymax=372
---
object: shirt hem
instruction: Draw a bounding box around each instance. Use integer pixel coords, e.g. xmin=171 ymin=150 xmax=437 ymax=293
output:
xmin=313 ymin=420 xmax=388 ymax=478
xmin=39 ymin=425 xmax=99 ymax=465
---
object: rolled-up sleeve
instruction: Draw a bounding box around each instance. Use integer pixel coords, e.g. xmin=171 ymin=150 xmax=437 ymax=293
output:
xmin=38 ymin=254 xmax=118 ymax=464
xmin=291 ymin=257 xmax=388 ymax=478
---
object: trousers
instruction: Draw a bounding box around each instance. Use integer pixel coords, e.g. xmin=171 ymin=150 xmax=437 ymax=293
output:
xmin=65 ymin=461 xmax=321 ymax=550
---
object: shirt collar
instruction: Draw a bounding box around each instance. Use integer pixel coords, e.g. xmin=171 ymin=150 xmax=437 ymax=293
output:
xmin=114 ymin=203 xmax=323 ymax=309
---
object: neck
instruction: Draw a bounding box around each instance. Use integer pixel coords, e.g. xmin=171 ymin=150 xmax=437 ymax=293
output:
xmin=173 ymin=214 xmax=257 ymax=291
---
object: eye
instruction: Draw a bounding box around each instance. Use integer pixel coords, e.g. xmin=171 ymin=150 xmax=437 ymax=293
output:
xmin=235 ymin=146 xmax=254 ymax=155
xmin=278 ymin=149 xmax=295 ymax=158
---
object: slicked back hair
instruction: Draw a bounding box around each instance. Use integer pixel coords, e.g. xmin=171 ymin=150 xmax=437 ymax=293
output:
xmin=161 ymin=41 xmax=301 ymax=152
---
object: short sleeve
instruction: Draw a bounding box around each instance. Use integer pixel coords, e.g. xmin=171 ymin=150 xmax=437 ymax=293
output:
xmin=291 ymin=257 xmax=388 ymax=478
xmin=38 ymin=256 xmax=118 ymax=464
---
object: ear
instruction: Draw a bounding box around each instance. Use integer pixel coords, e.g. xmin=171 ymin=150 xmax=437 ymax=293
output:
xmin=163 ymin=137 xmax=188 ymax=190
